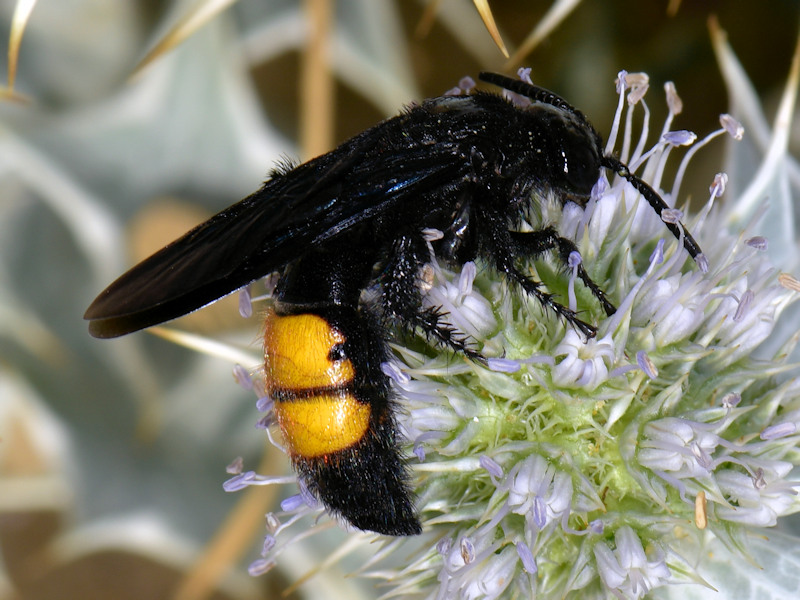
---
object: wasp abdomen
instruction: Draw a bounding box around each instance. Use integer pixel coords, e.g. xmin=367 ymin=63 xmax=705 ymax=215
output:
xmin=264 ymin=310 xmax=371 ymax=458
xmin=263 ymin=307 xmax=421 ymax=535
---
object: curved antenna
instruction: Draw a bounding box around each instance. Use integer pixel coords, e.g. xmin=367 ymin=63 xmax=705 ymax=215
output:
xmin=479 ymin=71 xmax=575 ymax=112
xmin=478 ymin=72 xmax=601 ymax=144
xmin=602 ymin=156 xmax=703 ymax=261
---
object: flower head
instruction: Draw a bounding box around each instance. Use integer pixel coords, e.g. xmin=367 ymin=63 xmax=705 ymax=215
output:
xmin=594 ymin=526 xmax=671 ymax=599
xmin=230 ymin=68 xmax=800 ymax=598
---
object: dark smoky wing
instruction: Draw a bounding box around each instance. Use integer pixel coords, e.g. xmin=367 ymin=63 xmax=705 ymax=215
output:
xmin=85 ymin=189 xmax=299 ymax=338
xmin=85 ymin=143 xmax=465 ymax=338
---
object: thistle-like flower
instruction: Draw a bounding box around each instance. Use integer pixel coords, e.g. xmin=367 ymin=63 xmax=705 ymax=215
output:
xmin=231 ymin=68 xmax=800 ymax=599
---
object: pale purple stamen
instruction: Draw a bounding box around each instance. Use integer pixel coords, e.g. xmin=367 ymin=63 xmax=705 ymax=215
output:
xmin=753 ymin=468 xmax=767 ymax=490
xmin=661 ymin=208 xmax=683 ymax=224
xmin=248 ymin=558 xmax=276 ymax=576
xmin=568 ymin=250 xmax=581 ymax=312
xmin=480 ymin=455 xmax=504 ymax=479
xmin=626 ymin=72 xmax=649 ymax=95
xmin=609 ymin=363 xmax=640 ymax=378
xmin=520 ymin=354 xmax=555 ymax=366
xmin=690 ymin=171 xmax=726 ymax=233
xmin=627 ymin=80 xmax=649 ymax=105
xmin=239 ymin=286 xmax=253 ymax=318
xmin=615 ymin=70 xmax=628 ymax=94
xmin=459 ymin=261 xmax=477 ymax=296
xmin=280 ymin=494 xmax=307 ymax=512
xmin=589 ymin=519 xmax=604 ymax=534
xmin=413 ymin=444 xmax=426 ymax=462
xmin=488 ymin=358 xmax=521 ymax=373
xmin=261 ymin=534 xmax=276 ymax=555
xmin=532 ymin=496 xmax=547 ymax=529
xmin=517 ymin=67 xmax=533 ymax=84
xmin=228 ymin=472 xmax=297 ymax=489
xmin=299 ymin=480 xmax=318 ymax=508
xmin=690 ymin=442 xmax=714 ymax=471
xmin=629 ymin=145 xmax=662 ymax=182
xmin=606 ymin=71 xmax=628 ymax=153
xmin=256 ymin=396 xmax=272 ymax=412
xmin=265 ymin=513 xmax=281 ymax=532
xmin=436 ymin=537 xmax=452 ymax=555
xmin=263 ymin=429 xmax=281 ymax=452
xmin=733 ymin=289 xmax=754 ymax=322
xmin=459 ymin=76 xmax=476 ymax=92
xmin=746 ymin=236 xmax=768 ymax=251
xmin=628 ymin=96 xmax=651 ymax=165
xmin=224 ymin=471 xmax=258 ymax=492
xmin=262 ymin=272 xmax=280 ymax=296
xmin=591 ymin=176 xmax=608 ymax=202
xmin=662 ymin=130 xmax=697 ymax=146
xmin=233 ymin=364 xmax=253 ymax=390
xmin=664 ymin=81 xmax=683 ymax=115
xmin=506 ymin=91 xmax=531 ymax=108
xmin=382 ymin=361 xmax=410 ymax=384
xmin=516 ymin=541 xmax=537 ymax=574
xmin=696 ymin=253 xmax=709 ymax=273
xmin=460 ymin=537 xmax=476 ymax=564
xmin=226 ymin=456 xmax=244 ymax=474
xmin=761 ymin=422 xmax=797 ymax=440
xmin=650 ymin=239 xmax=665 ymax=264
xmin=722 ymin=392 xmax=742 ymax=408
xmin=620 ymin=74 xmax=649 ymax=160
xmin=637 ymin=351 xmax=659 ymax=379
xmin=710 ymin=172 xmax=728 ymax=198
xmin=720 ymin=113 xmax=745 ymax=140
xmin=445 ymin=77 xmax=477 ymax=97
xmin=422 ymin=228 xmax=444 ymax=241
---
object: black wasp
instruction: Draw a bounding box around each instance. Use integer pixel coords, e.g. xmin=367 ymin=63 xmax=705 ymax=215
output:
xmin=85 ymin=72 xmax=703 ymax=536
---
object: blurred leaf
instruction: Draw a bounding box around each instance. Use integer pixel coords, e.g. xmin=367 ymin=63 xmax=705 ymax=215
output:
xmin=472 ymin=0 xmax=508 ymax=58
xmin=655 ymin=530 xmax=800 ymax=600
xmin=506 ymin=0 xmax=582 ymax=69
xmin=713 ymin=19 xmax=800 ymax=268
xmin=4 ymin=0 xmax=36 ymax=98
xmin=132 ymin=0 xmax=239 ymax=79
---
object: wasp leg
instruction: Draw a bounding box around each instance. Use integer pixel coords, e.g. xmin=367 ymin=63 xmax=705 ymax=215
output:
xmin=502 ymin=265 xmax=598 ymax=339
xmin=477 ymin=214 xmax=598 ymax=339
xmin=508 ymin=227 xmax=616 ymax=316
xmin=381 ymin=233 xmax=484 ymax=362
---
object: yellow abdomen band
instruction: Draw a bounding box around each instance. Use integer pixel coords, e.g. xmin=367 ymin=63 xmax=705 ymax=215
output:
xmin=274 ymin=392 xmax=371 ymax=457
xmin=264 ymin=310 xmax=371 ymax=457
xmin=264 ymin=311 xmax=355 ymax=390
